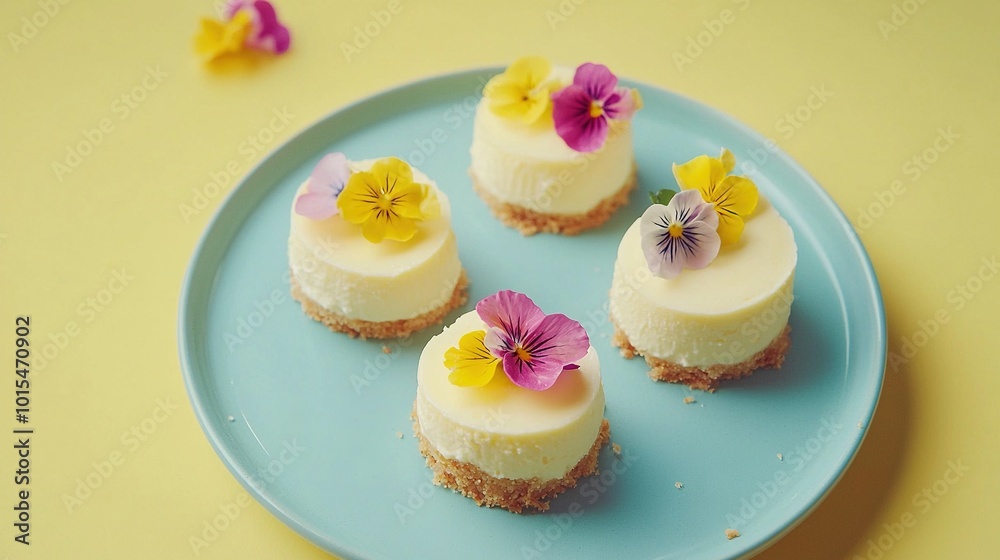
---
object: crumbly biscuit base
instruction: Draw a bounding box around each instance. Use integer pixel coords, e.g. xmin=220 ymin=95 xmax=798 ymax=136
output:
xmin=612 ymin=321 xmax=791 ymax=392
xmin=470 ymin=165 xmax=637 ymax=236
xmin=413 ymin=406 xmax=611 ymax=513
xmin=290 ymin=269 xmax=468 ymax=340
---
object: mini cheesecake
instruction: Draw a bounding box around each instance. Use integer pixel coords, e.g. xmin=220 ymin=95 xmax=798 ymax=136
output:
xmin=610 ymin=195 xmax=796 ymax=391
xmin=288 ymin=158 xmax=467 ymax=339
xmin=469 ymin=61 xmax=639 ymax=235
xmin=413 ymin=309 xmax=609 ymax=512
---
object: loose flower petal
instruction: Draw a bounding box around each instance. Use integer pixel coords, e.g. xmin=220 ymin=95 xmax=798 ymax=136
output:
xmin=640 ymin=189 xmax=721 ymax=279
xmin=445 ymin=331 xmax=501 ymax=387
xmin=196 ymin=0 xmax=290 ymax=61
xmin=474 ymin=290 xmax=590 ymax=391
xmin=194 ymin=11 xmax=253 ymax=62
xmin=247 ymin=0 xmax=291 ymax=54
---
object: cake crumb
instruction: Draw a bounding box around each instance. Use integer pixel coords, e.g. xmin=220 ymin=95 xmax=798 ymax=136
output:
xmin=674 ymin=481 xmax=683 ymax=489
xmin=226 ymin=415 xmax=235 ymax=423
xmin=382 ymin=345 xmax=393 ymax=354
xmin=725 ymin=529 xmax=740 ymax=540
xmin=777 ymin=453 xmax=783 ymax=461
xmin=857 ymin=421 xmax=864 ymax=429
xmin=395 ymin=431 xmax=403 ymax=439
xmin=683 ymin=396 xmax=695 ymax=404
xmin=612 ymin=443 xmax=622 ymax=456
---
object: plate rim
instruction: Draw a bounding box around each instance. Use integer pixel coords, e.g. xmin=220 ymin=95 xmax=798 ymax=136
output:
xmin=178 ymin=66 xmax=887 ymax=560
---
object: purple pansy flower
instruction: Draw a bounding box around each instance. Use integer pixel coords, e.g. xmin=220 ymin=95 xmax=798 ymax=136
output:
xmin=294 ymin=152 xmax=350 ymax=220
xmin=475 ymin=290 xmax=590 ymax=391
xmin=551 ymin=63 xmax=637 ymax=153
xmin=640 ymin=189 xmax=721 ymax=279
xmin=227 ymin=0 xmax=291 ymax=54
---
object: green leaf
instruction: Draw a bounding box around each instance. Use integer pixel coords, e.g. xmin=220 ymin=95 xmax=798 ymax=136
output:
xmin=649 ymin=189 xmax=678 ymax=206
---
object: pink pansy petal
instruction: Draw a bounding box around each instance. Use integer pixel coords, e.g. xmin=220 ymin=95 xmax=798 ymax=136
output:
xmin=524 ymin=313 xmax=590 ymax=365
xmin=250 ymin=0 xmax=290 ymax=53
xmin=309 ymin=152 xmax=350 ymax=196
xmin=225 ymin=0 xmax=290 ymax=54
xmin=552 ymin=85 xmax=609 ymax=153
xmin=502 ymin=351 xmax=564 ymax=391
xmin=294 ymin=191 xmax=338 ymax=220
xmin=476 ymin=290 xmax=546 ymax=340
xmin=483 ymin=327 xmax=508 ymax=360
xmin=604 ymin=87 xmax=635 ymax=120
xmin=476 ymin=290 xmax=591 ymax=391
xmin=573 ymin=63 xmax=617 ymax=101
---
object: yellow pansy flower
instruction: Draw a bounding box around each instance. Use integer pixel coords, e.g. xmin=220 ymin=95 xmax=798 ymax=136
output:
xmin=194 ymin=10 xmax=253 ymax=62
xmin=672 ymin=148 xmax=758 ymax=245
xmin=485 ymin=56 xmax=562 ymax=125
xmin=337 ymin=157 xmax=440 ymax=243
xmin=445 ymin=330 xmax=501 ymax=387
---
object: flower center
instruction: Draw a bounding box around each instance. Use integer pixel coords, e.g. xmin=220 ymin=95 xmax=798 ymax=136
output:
xmin=376 ymin=193 xmax=394 ymax=211
xmin=514 ymin=345 xmax=532 ymax=362
xmin=668 ymin=223 xmax=685 ymax=238
xmin=589 ymin=100 xmax=604 ymax=118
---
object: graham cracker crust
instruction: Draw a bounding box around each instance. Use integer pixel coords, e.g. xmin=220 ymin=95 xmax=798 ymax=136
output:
xmin=470 ymin=165 xmax=636 ymax=236
xmin=413 ymin=406 xmax=611 ymax=513
xmin=612 ymin=322 xmax=791 ymax=392
xmin=290 ymin=269 xmax=468 ymax=340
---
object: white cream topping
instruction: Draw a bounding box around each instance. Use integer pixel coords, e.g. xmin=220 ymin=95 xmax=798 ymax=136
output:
xmin=288 ymin=159 xmax=461 ymax=322
xmin=469 ymin=66 xmax=635 ymax=215
xmin=416 ymin=311 xmax=605 ymax=480
xmin=609 ymin=196 xmax=797 ymax=367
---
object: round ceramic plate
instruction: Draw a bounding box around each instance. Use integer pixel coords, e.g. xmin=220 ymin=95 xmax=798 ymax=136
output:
xmin=179 ymin=68 xmax=885 ymax=560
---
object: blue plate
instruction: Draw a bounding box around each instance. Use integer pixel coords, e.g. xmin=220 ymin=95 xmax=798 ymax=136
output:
xmin=179 ymin=69 xmax=885 ymax=560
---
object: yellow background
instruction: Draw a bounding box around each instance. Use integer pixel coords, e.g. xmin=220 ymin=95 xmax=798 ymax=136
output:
xmin=2 ymin=0 xmax=997 ymax=558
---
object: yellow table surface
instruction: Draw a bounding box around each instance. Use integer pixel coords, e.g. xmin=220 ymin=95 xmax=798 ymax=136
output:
xmin=2 ymin=0 xmax=997 ymax=558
